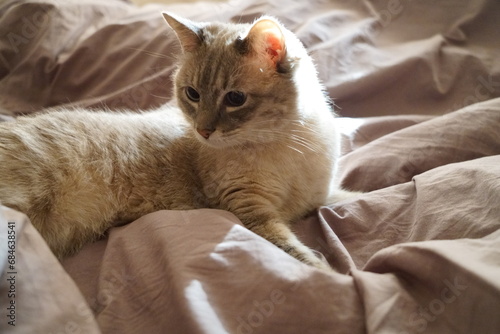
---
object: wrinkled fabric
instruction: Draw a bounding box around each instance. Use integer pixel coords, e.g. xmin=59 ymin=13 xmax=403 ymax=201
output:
xmin=0 ymin=0 xmax=499 ymax=116
xmin=1 ymin=0 xmax=500 ymax=333
xmin=64 ymin=105 xmax=500 ymax=333
xmin=0 ymin=206 xmax=101 ymax=334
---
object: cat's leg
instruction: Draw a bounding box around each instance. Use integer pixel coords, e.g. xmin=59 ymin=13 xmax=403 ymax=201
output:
xmin=237 ymin=212 xmax=331 ymax=271
xmin=215 ymin=181 xmax=332 ymax=270
xmin=0 ymin=156 xmax=119 ymax=259
xmin=38 ymin=215 xmax=111 ymax=259
xmin=327 ymin=188 xmax=362 ymax=204
xmin=0 ymin=193 xmax=112 ymax=259
xmin=24 ymin=194 xmax=118 ymax=259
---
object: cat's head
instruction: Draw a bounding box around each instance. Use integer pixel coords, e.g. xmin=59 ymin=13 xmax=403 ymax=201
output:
xmin=163 ymin=13 xmax=308 ymax=148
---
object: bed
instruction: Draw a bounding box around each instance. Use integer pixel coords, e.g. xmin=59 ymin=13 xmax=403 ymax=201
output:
xmin=1 ymin=0 xmax=500 ymax=333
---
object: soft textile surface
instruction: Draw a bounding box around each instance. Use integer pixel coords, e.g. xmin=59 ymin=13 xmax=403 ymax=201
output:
xmin=1 ymin=0 xmax=500 ymax=333
xmin=1 ymin=0 xmax=499 ymax=116
xmin=0 ymin=206 xmax=100 ymax=333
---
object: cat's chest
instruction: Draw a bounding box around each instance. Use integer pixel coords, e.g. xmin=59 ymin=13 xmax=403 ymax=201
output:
xmin=197 ymin=144 xmax=333 ymax=213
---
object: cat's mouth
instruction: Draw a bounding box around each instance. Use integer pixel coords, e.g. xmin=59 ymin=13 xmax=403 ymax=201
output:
xmin=193 ymin=129 xmax=236 ymax=149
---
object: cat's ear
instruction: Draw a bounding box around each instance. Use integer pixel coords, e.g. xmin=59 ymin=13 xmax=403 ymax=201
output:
xmin=162 ymin=12 xmax=202 ymax=53
xmin=243 ymin=18 xmax=286 ymax=67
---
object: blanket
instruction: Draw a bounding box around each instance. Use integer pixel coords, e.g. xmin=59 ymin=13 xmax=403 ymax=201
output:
xmin=1 ymin=0 xmax=499 ymax=333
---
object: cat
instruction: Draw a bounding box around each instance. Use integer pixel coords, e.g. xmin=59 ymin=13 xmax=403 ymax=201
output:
xmin=0 ymin=13 xmax=352 ymax=270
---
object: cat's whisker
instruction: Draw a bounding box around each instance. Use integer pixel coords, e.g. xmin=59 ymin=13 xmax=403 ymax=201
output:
xmin=149 ymin=94 xmax=170 ymax=100
xmin=290 ymin=127 xmax=320 ymax=135
xmin=236 ymin=127 xmax=322 ymax=154
xmin=290 ymin=140 xmax=320 ymax=153
xmin=127 ymin=47 xmax=174 ymax=61
xmin=287 ymin=145 xmax=304 ymax=155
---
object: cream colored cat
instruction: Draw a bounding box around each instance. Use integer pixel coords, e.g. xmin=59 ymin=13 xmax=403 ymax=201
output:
xmin=0 ymin=13 xmax=351 ymax=270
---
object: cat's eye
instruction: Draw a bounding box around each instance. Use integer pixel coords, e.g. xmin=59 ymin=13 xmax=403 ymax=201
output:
xmin=224 ymin=91 xmax=246 ymax=107
xmin=185 ymin=87 xmax=200 ymax=102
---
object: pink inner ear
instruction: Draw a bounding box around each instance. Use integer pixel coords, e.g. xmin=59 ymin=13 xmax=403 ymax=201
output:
xmin=248 ymin=19 xmax=285 ymax=66
xmin=265 ymin=33 xmax=283 ymax=62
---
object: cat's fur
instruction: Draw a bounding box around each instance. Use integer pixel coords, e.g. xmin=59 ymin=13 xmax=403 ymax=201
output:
xmin=0 ymin=13 xmax=350 ymax=270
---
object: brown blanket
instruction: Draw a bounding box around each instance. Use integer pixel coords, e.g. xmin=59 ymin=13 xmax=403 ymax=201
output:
xmin=1 ymin=0 xmax=500 ymax=333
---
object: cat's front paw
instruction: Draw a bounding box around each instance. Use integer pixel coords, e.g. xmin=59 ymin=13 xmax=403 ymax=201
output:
xmin=327 ymin=188 xmax=363 ymax=204
xmin=299 ymin=251 xmax=333 ymax=272
xmin=282 ymin=242 xmax=333 ymax=272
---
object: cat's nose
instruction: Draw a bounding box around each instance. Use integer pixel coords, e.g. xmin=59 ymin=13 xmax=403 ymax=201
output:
xmin=196 ymin=128 xmax=214 ymax=139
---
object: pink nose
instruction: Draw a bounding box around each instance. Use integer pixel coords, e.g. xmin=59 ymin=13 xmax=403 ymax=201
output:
xmin=197 ymin=128 xmax=214 ymax=139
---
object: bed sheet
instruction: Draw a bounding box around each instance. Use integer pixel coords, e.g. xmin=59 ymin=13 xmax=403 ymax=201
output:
xmin=1 ymin=0 xmax=500 ymax=333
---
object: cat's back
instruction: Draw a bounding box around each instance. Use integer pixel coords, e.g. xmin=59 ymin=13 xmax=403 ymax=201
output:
xmin=0 ymin=107 xmax=189 ymax=157
xmin=0 ymin=107 xmax=191 ymax=218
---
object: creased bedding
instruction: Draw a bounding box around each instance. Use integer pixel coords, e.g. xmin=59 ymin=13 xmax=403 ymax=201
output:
xmin=1 ymin=0 xmax=500 ymax=333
